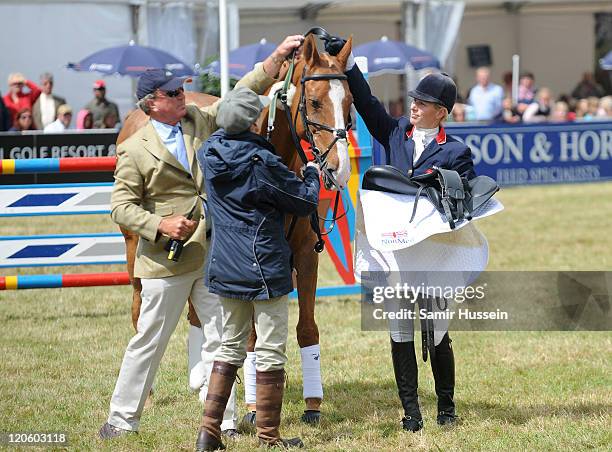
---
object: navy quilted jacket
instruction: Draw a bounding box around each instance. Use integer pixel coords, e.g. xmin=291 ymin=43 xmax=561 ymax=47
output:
xmin=198 ymin=130 xmax=320 ymax=300
xmin=346 ymin=65 xmax=476 ymax=180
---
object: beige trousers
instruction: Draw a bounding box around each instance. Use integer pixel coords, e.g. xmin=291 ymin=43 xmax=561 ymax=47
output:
xmin=216 ymin=295 xmax=289 ymax=371
xmin=107 ymin=268 xmax=237 ymax=431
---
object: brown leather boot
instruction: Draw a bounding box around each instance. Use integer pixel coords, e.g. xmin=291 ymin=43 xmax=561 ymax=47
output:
xmin=196 ymin=361 xmax=238 ymax=452
xmin=256 ymin=369 xmax=304 ymax=448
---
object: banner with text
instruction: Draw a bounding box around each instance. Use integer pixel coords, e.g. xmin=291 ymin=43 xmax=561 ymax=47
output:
xmin=445 ymin=120 xmax=612 ymax=185
xmin=0 ymin=131 xmax=118 ymax=160
xmin=0 ymin=131 xmax=119 ymax=184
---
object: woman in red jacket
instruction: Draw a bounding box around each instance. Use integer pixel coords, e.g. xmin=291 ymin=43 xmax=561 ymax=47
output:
xmin=3 ymin=73 xmax=41 ymax=128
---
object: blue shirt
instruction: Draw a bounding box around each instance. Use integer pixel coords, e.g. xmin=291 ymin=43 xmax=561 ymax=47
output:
xmin=467 ymin=83 xmax=504 ymax=121
xmin=151 ymin=118 xmax=190 ymax=172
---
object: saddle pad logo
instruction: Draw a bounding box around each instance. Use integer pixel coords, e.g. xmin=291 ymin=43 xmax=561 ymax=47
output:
xmin=381 ymin=230 xmax=409 ymax=245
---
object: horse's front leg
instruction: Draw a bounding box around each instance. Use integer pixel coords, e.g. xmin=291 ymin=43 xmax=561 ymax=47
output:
xmin=291 ymin=221 xmax=323 ymax=423
xmin=237 ymin=325 xmax=258 ymax=433
xmin=245 ymin=324 xmax=257 ymax=413
xmin=119 ymin=226 xmax=143 ymax=331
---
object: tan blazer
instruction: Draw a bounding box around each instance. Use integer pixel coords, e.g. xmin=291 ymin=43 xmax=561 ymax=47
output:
xmin=111 ymin=65 xmax=274 ymax=279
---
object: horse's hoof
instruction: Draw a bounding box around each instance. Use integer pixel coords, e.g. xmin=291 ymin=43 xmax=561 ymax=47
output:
xmin=301 ymin=410 xmax=321 ymax=425
xmin=238 ymin=411 xmax=256 ymax=434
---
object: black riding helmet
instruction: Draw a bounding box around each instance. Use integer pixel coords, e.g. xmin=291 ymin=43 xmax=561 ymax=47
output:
xmin=408 ymin=72 xmax=457 ymax=113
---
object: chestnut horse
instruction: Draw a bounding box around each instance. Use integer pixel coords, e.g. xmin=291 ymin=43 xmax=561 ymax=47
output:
xmin=116 ymin=34 xmax=353 ymax=422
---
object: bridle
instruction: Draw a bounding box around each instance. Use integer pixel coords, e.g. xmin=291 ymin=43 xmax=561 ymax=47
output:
xmin=266 ymin=27 xmax=351 ymax=253
xmin=297 ymin=66 xmax=352 ymax=190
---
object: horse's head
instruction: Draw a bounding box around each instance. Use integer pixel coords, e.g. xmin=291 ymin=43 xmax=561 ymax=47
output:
xmin=293 ymin=34 xmax=354 ymax=190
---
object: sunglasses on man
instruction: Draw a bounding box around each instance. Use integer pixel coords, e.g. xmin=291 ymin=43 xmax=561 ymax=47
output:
xmin=159 ymin=87 xmax=184 ymax=98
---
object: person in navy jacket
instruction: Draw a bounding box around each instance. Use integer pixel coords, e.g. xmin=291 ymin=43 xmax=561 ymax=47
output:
xmin=194 ymin=87 xmax=319 ymax=451
xmin=326 ymin=37 xmax=474 ymax=432
xmin=346 ymin=63 xmax=475 ymax=180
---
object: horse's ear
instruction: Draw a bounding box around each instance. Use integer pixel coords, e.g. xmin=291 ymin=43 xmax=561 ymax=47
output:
xmin=302 ymin=34 xmax=320 ymax=66
xmin=336 ymin=36 xmax=353 ymax=69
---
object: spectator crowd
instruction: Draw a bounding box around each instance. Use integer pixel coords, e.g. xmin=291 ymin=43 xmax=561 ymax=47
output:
xmin=2 ymin=67 xmax=610 ymax=133
xmin=451 ymin=68 xmax=612 ymax=124
xmin=0 ymin=72 xmax=121 ymax=133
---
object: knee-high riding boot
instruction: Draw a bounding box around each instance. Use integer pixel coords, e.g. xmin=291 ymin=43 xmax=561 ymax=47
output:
xmin=390 ymin=339 xmax=423 ymax=432
xmin=256 ymin=369 xmax=304 ymax=448
xmin=431 ymin=333 xmax=456 ymax=425
xmin=196 ymin=361 xmax=238 ymax=451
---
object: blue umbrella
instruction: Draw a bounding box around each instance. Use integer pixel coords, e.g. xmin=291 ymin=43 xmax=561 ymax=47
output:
xmin=354 ymin=36 xmax=440 ymax=75
xmin=68 ymin=41 xmax=195 ymax=77
xmin=203 ymin=39 xmax=277 ymax=79
xmin=600 ymin=51 xmax=612 ymax=70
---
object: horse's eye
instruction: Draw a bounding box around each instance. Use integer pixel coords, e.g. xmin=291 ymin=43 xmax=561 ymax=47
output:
xmin=310 ymin=99 xmax=321 ymax=110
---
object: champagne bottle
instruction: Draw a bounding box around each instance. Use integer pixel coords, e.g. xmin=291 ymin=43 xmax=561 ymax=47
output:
xmin=165 ymin=205 xmax=196 ymax=262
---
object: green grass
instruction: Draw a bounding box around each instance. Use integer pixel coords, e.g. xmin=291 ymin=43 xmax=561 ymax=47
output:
xmin=1 ymin=182 xmax=611 ymax=450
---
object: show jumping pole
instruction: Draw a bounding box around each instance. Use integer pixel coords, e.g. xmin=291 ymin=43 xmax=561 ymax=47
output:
xmin=0 ymin=272 xmax=130 ymax=290
xmin=0 ymin=157 xmax=116 ymax=174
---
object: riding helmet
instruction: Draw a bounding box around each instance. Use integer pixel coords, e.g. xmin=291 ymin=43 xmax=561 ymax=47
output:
xmin=408 ymin=72 xmax=457 ymax=113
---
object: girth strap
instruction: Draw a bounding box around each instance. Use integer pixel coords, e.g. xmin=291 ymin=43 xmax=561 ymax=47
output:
xmin=436 ymin=168 xmax=467 ymax=229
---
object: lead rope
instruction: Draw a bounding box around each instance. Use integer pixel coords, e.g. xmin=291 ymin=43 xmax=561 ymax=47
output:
xmin=266 ymin=50 xmax=296 ymax=142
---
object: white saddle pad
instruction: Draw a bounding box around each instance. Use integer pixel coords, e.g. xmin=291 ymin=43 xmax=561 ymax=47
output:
xmin=354 ymin=189 xmax=504 ymax=287
xmin=359 ymin=188 xmax=504 ymax=252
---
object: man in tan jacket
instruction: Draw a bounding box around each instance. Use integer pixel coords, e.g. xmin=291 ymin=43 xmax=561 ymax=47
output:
xmin=99 ymin=35 xmax=305 ymax=440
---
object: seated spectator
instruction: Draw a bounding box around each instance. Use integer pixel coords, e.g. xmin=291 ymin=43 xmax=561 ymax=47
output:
xmin=571 ymin=72 xmax=604 ymax=99
xmin=44 ymin=104 xmax=72 ymax=133
xmin=76 ymin=109 xmax=94 ymax=130
xmin=597 ymin=96 xmax=612 ymax=118
xmin=574 ymin=98 xmax=588 ymax=120
xmin=522 ymin=88 xmax=553 ymax=123
xmin=2 ymin=73 xmax=41 ymax=128
xmin=498 ymin=97 xmax=521 ymax=123
xmin=516 ymin=72 xmax=536 ymax=115
xmin=550 ymin=101 xmax=570 ymax=122
xmin=99 ymin=111 xmax=119 ymax=129
xmin=467 ymin=67 xmax=504 ymax=121
xmin=451 ymin=103 xmax=466 ymax=123
xmin=582 ymin=96 xmax=600 ymax=120
xmin=8 ymin=108 xmax=35 ymax=132
xmin=32 ymin=72 xmax=67 ymax=130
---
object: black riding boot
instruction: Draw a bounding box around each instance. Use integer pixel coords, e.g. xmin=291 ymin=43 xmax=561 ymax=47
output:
xmin=431 ymin=333 xmax=457 ymax=425
xmin=390 ymin=339 xmax=423 ymax=432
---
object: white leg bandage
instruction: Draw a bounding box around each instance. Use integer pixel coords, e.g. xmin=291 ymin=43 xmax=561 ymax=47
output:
xmin=188 ymin=324 xmax=206 ymax=391
xmin=243 ymin=351 xmax=257 ymax=405
xmin=300 ymin=344 xmax=323 ymax=400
